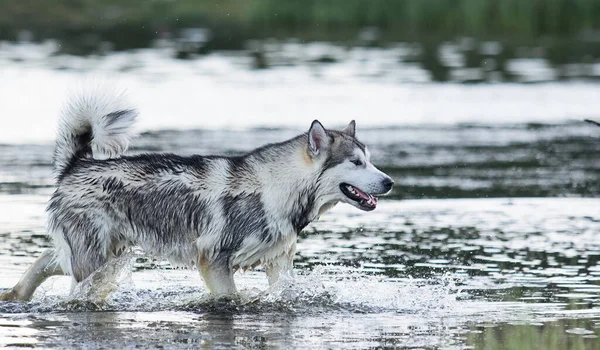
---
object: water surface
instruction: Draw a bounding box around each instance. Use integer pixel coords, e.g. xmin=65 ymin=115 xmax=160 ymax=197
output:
xmin=1 ymin=196 xmax=599 ymax=348
xmin=0 ymin=42 xmax=599 ymax=349
xmin=0 ymin=127 xmax=599 ymax=349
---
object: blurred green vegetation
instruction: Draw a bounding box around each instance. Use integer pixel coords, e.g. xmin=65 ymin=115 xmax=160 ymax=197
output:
xmin=248 ymin=0 xmax=600 ymax=38
xmin=1 ymin=0 xmax=600 ymax=46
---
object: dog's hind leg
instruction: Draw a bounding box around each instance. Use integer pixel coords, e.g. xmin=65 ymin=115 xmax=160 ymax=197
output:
xmin=197 ymin=253 xmax=237 ymax=295
xmin=0 ymin=249 xmax=64 ymax=301
xmin=61 ymin=219 xmax=112 ymax=284
xmin=67 ymin=230 xmax=130 ymax=301
xmin=71 ymin=253 xmax=129 ymax=301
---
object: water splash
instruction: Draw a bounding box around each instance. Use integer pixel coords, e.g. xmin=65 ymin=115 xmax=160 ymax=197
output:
xmin=0 ymin=264 xmax=465 ymax=316
xmin=68 ymin=252 xmax=135 ymax=305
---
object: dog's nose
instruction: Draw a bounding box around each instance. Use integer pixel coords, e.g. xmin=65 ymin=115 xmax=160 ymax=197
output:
xmin=382 ymin=177 xmax=394 ymax=192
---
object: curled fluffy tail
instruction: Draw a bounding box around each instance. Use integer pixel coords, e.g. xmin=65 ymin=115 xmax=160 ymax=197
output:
xmin=53 ymin=88 xmax=138 ymax=181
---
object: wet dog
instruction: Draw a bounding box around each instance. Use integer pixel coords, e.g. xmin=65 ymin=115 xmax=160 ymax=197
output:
xmin=0 ymin=89 xmax=393 ymax=300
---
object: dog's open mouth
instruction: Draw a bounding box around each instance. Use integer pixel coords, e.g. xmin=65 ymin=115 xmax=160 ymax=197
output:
xmin=340 ymin=183 xmax=378 ymax=211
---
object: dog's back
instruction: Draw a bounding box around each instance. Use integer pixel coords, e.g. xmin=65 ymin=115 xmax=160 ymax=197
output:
xmin=47 ymin=91 xmax=296 ymax=282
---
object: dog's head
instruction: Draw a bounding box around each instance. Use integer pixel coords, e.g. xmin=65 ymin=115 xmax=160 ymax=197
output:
xmin=307 ymin=120 xmax=394 ymax=211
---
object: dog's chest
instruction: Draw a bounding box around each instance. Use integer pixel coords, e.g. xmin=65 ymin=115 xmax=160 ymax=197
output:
xmin=232 ymin=231 xmax=297 ymax=268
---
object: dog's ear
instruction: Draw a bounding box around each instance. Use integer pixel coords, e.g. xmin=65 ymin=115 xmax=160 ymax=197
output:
xmin=341 ymin=120 xmax=356 ymax=137
xmin=308 ymin=120 xmax=328 ymax=157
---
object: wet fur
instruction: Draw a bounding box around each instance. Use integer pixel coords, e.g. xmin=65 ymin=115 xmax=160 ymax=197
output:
xmin=1 ymin=89 xmax=393 ymax=299
xmin=49 ymin=141 xmax=318 ymax=282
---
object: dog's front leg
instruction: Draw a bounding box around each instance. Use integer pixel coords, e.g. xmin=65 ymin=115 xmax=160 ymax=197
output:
xmin=265 ymin=242 xmax=296 ymax=286
xmin=0 ymin=249 xmax=64 ymax=301
xmin=197 ymin=253 xmax=237 ymax=296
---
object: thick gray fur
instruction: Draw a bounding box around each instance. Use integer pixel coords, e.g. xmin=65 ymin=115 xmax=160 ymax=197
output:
xmin=1 ymin=89 xmax=394 ymax=299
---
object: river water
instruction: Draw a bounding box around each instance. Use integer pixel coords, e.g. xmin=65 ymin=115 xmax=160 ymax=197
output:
xmin=0 ymin=41 xmax=599 ymax=349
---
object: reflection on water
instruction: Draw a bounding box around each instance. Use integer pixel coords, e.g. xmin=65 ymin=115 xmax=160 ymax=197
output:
xmin=0 ymin=123 xmax=598 ymax=199
xmin=2 ymin=41 xmax=599 ymax=144
xmin=3 ymin=36 xmax=600 ymax=83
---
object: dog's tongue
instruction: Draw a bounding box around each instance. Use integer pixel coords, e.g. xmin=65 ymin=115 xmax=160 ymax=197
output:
xmin=354 ymin=187 xmax=378 ymax=206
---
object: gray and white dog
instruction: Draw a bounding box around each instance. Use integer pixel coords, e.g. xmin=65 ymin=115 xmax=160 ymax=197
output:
xmin=0 ymin=89 xmax=393 ymax=301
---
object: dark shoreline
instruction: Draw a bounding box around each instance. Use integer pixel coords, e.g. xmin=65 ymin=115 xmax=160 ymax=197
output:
xmin=2 ymin=0 xmax=600 ymax=54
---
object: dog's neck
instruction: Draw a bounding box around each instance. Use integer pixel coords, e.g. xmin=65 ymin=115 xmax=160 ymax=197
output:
xmin=244 ymin=136 xmax=330 ymax=233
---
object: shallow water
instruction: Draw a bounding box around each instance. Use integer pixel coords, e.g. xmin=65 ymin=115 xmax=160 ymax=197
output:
xmin=0 ymin=42 xmax=599 ymax=349
xmin=0 ymin=129 xmax=599 ymax=348
xmin=1 ymin=196 xmax=599 ymax=349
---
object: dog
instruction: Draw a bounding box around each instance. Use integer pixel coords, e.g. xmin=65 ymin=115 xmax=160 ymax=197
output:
xmin=0 ymin=89 xmax=394 ymax=300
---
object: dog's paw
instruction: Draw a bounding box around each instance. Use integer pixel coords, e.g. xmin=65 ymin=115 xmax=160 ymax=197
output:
xmin=0 ymin=289 xmax=18 ymax=301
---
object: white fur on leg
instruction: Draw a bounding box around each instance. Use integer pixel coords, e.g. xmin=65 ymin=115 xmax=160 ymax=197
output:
xmin=198 ymin=257 xmax=237 ymax=296
xmin=265 ymin=242 xmax=296 ymax=286
xmin=70 ymin=277 xmax=78 ymax=295
xmin=0 ymin=249 xmax=64 ymax=301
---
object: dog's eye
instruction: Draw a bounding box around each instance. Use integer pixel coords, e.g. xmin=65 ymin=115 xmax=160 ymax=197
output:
xmin=351 ymin=159 xmax=363 ymax=166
